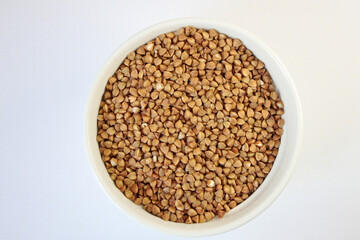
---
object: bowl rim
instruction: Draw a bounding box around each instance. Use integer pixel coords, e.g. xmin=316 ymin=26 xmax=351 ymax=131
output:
xmin=84 ymin=17 xmax=303 ymax=237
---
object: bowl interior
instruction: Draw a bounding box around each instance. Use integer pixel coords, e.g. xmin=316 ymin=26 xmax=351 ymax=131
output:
xmin=85 ymin=18 xmax=302 ymax=237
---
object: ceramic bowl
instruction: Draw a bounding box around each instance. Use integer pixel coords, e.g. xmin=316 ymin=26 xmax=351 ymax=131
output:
xmin=85 ymin=18 xmax=302 ymax=237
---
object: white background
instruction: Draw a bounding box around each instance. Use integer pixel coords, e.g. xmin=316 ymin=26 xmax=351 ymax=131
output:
xmin=1 ymin=0 xmax=360 ymax=239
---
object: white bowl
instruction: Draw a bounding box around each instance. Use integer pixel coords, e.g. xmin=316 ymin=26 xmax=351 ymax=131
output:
xmin=85 ymin=18 xmax=302 ymax=237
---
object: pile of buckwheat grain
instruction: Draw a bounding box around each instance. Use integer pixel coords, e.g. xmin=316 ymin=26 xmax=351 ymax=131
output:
xmin=97 ymin=26 xmax=284 ymax=224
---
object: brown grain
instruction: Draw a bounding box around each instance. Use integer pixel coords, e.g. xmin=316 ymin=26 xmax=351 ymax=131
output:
xmin=97 ymin=26 xmax=284 ymax=224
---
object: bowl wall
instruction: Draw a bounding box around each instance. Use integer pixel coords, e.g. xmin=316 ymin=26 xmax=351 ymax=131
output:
xmin=85 ymin=18 xmax=302 ymax=237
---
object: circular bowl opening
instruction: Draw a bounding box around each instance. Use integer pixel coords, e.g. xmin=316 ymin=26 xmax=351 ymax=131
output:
xmin=85 ymin=18 xmax=302 ymax=237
